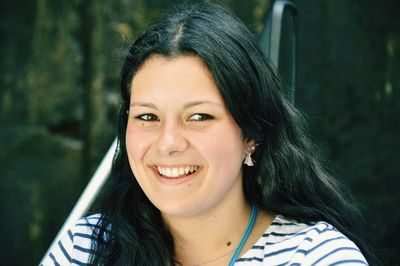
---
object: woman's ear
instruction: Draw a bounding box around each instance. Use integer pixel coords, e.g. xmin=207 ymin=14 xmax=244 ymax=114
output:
xmin=244 ymin=138 xmax=256 ymax=152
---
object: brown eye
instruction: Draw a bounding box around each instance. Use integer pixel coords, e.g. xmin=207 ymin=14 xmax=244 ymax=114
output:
xmin=188 ymin=113 xmax=214 ymax=121
xmin=135 ymin=114 xmax=159 ymax=121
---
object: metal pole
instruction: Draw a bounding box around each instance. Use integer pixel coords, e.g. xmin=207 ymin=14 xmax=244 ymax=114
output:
xmin=259 ymin=0 xmax=298 ymax=103
xmin=39 ymin=138 xmax=117 ymax=265
xmin=269 ymin=0 xmax=297 ymax=102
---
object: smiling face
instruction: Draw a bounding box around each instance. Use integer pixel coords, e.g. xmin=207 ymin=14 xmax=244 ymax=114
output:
xmin=126 ymin=54 xmax=251 ymax=218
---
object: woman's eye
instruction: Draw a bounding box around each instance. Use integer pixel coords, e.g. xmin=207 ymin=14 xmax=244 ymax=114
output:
xmin=188 ymin=113 xmax=214 ymax=121
xmin=135 ymin=114 xmax=159 ymax=121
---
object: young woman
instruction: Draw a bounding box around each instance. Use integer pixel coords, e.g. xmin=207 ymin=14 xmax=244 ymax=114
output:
xmin=42 ymin=2 xmax=378 ymax=265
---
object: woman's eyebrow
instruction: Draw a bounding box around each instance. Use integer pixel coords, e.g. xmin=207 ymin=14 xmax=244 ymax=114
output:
xmin=183 ymin=100 xmax=222 ymax=109
xmin=129 ymin=102 xmax=158 ymax=109
xmin=130 ymin=100 xmax=223 ymax=109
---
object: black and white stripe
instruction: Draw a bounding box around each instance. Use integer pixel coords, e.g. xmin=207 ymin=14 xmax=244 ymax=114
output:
xmin=41 ymin=215 xmax=101 ymax=266
xmin=41 ymin=214 xmax=368 ymax=265
xmin=236 ymin=216 xmax=367 ymax=265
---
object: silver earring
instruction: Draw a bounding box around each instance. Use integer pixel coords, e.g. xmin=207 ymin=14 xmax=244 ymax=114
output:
xmin=244 ymin=148 xmax=255 ymax=166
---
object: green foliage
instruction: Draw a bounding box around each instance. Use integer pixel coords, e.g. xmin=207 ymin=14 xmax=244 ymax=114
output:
xmin=0 ymin=126 xmax=82 ymax=264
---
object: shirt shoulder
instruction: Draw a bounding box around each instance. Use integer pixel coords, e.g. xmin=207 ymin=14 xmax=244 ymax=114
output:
xmin=295 ymin=220 xmax=368 ymax=265
xmin=40 ymin=214 xmax=102 ymax=266
xmin=236 ymin=215 xmax=368 ymax=265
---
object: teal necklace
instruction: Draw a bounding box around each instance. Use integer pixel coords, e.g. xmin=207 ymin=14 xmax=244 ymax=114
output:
xmin=228 ymin=203 xmax=258 ymax=266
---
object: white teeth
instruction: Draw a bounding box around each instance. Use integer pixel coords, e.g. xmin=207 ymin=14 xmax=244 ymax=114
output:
xmin=157 ymin=166 xmax=198 ymax=178
xmin=171 ymin=168 xmax=179 ymax=177
xmin=166 ymin=168 xmax=172 ymax=177
xmin=179 ymin=167 xmax=185 ymax=176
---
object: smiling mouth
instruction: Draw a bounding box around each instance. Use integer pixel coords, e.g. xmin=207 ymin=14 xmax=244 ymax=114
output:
xmin=156 ymin=166 xmax=199 ymax=178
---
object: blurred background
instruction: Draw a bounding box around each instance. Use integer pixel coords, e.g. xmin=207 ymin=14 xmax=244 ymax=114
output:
xmin=1 ymin=0 xmax=399 ymax=265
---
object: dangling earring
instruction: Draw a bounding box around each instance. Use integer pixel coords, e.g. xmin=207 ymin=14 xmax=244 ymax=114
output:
xmin=244 ymin=147 xmax=255 ymax=166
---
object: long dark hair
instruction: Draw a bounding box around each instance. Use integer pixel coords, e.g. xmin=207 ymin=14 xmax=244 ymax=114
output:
xmin=90 ymin=2 xmax=378 ymax=265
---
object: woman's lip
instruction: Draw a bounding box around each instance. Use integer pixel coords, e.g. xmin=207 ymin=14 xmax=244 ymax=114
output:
xmin=156 ymin=165 xmax=199 ymax=177
xmin=151 ymin=164 xmax=200 ymax=168
xmin=150 ymin=166 xmax=199 ymax=185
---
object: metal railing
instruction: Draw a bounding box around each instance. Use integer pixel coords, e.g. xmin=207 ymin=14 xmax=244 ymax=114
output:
xmin=39 ymin=138 xmax=117 ymax=265
xmin=259 ymin=0 xmax=298 ymax=102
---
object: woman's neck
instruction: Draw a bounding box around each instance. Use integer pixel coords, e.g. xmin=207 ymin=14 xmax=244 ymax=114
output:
xmin=166 ymin=199 xmax=249 ymax=265
xmin=162 ymin=195 xmax=274 ymax=266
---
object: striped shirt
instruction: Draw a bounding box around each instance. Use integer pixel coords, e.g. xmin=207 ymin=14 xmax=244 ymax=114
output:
xmin=41 ymin=214 xmax=368 ymax=265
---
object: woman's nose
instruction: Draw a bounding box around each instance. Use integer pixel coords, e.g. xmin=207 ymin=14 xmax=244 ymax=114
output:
xmin=157 ymin=121 xmax=189 ymax=156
